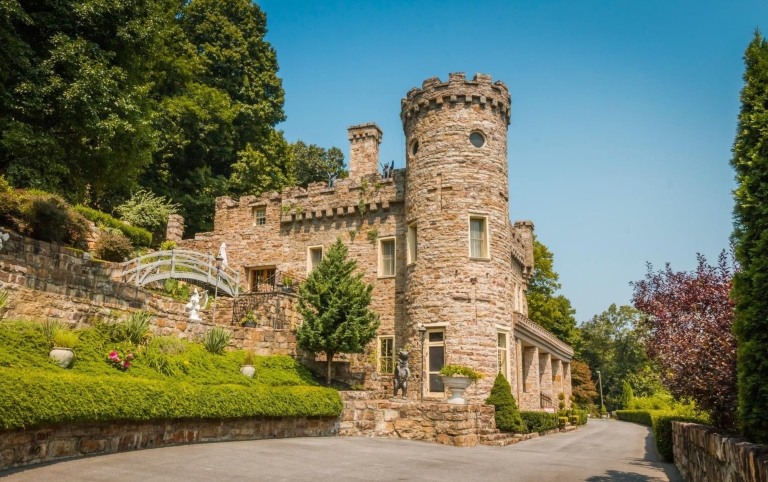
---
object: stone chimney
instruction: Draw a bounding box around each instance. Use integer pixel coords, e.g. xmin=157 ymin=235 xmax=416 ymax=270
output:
xmin=347 ymin=123 xmax=382 ymax=180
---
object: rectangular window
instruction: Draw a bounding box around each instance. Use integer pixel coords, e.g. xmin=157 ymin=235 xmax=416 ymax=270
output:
xmin=379 ymin=238 xmax=395 ymax=277
xmin=469 ymin=216 xmax=488 ymax=258
xmin=379 ymin=336 xmax=394 ymax=374
xmin=407 ymin=223 xmax=417 ymax=264
xmin=308 ymin=246 xmax=323 ymax=273
xmin=254 ymin=208 xmax=267 ymax=225
xmin=498 ymin=333 xmax=508 ymax=380
xmin=427 ymin=330 xmax=445 ymax=394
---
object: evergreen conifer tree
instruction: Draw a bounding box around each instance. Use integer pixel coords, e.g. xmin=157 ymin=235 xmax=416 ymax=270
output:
xmin=731 ymin=30 xmax=768 ymax=442
xmin=485 ymin=373 xmax=523 ymax=433
xmin=619 ymin=381 xmax=634 ymax=410
xmin=296 ymin=238 xmax=380 ymax=385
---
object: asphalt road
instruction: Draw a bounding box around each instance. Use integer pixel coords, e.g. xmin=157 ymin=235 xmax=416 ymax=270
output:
xmin=1 ymin=419 xmax=682 ymax=481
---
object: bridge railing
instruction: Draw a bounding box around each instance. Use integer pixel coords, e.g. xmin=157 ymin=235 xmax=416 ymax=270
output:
xmin=119 ymin=250 xmax=240 ymax=297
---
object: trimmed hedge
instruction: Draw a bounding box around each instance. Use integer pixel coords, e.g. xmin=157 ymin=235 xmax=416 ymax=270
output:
xmin=0 ymin=320 xmax=343 ymax=430
xmin=520 ymin=411 xmax=559 ymax=433
xmin=559 ymin=408 xmax=588 ymax=426
xmin=0 ymin=369 xmax=342 ymax=430
xmin=616 ymin=409 xmax=708 ymax=461
xmin=74 ymin=205 xmax=152 ymax=247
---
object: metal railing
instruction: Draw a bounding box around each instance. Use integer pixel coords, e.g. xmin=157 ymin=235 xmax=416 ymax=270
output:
xmin=540 ymin=393 xmax=555 ymax=409
xmin=118 ymin=249 xmax=240 ymax=297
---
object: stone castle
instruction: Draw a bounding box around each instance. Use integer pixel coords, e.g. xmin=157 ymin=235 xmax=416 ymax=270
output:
xmin=177 ymin=73 xmax=573 ymax=410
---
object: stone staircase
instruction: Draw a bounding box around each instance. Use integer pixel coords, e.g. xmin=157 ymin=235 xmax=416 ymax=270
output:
xmin=479 ymin=428 xmax=525 ymax=447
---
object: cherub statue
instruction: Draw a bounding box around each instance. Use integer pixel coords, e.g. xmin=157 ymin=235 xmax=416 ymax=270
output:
xmin=184 ymin=287 xmax=208 ymax=321
xmin=393 ymin=349 xmax=410 ymax=399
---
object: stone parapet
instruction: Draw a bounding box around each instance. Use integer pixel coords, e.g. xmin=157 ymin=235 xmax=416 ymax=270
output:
xmin=0 ymin=416 xmax=338 ymax=472
xmin=673 ymin=422 xmax=768 ymax=482
xmin=338 ymin=394 xmax=495 ymax=447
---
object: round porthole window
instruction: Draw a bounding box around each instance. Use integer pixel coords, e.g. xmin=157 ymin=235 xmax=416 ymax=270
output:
xmin=470 ymin=132 xmax=485 ymax=148
xmin=410 ymin=139 xmax=419 ymax=156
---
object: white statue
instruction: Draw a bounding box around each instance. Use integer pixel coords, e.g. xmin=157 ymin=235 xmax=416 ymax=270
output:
xmin=185 ymin=287 xmax=208 ymax=321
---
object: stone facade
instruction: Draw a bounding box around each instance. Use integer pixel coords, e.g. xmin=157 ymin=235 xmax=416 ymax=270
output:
xmin=673 ymin=422 xmax=768 ymax=482
xmin=0 ymin=416 xmax=337 ymax=472
xmin=177 ymin=72 xmax=574 ymax=407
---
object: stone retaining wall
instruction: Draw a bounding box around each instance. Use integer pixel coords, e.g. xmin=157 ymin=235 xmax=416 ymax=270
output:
xmin=0 ymin=416 xmax=338 ymax=472
xmin=673 ymin=422 xmax=768 ymax=482
xmin=338 ymin=392 xmax=495 ymax=447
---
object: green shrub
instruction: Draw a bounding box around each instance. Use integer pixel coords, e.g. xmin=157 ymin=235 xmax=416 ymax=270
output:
xmin=202 ymin=327 xmax=232 ymax=355
xmin=37 ymin=319 xmax=67 ymax=345
xmin=559 ymin=408 xmax=588 ymax=426
xmin=485 ymin=373 xmax=523 ymax=433
xmin=616 ymin=409 xmax=659 ymax=426
xmin=439 ymin=364 xmax=483 ymax=382
xmin=94 ymin=231 xmax=133 ymax=262
xmin=243 ymin=351 xmax=255 ymax=366
xmin=0 ymin=190 xmax=90 ymax=248
xmin=74 ymin=206 xmax=152 ymax=247
xmin=52 ymin=330 xmax=78 ymax=348
xmin=159 ymin=240 xmax=177 ymax=251
xmin=520 ymin=411 xmax=559 ymax=433
xmin=115 ymin=190 xmax=179 ymax=235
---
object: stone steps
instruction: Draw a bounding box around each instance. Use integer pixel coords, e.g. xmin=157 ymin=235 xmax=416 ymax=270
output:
xmin=479 ymin=430 xmax=522 ymax=447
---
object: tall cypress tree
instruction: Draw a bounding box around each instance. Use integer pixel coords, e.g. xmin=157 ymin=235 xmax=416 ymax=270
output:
xmin=296 ymin=238 xmax=380 ymax=385
xmin=731 ymin=30 xmax=768 ymax=443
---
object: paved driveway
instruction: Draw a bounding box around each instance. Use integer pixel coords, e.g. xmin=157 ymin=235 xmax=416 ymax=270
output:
xmin=1 ymin=419 xmax=681 ymax=481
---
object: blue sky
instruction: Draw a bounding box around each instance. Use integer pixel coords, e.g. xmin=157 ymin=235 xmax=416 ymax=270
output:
xmin=258 ymin=0 xmax=765 ymax=322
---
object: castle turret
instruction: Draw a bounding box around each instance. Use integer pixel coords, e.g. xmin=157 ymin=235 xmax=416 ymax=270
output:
xmin=347 ymin=123 xmax=382 ymax=180
xmin=401 ymin=73 xmax=517 ymax=400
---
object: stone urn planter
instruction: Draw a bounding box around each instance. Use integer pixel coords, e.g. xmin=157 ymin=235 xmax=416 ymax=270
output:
xmin=441 ymin=375 xmax=473 ymax=405
xmin=49 ymin=348 xmax=74 ymax=368
xmin=240 ymin=365 xmax=256 ymax=378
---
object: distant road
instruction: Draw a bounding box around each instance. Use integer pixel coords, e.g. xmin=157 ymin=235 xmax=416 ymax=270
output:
xmin=2 ymin=419 xmax=681 ymax=481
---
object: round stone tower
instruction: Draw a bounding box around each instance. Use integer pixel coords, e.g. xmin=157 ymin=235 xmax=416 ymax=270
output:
xmin=401 ymin=72 xmax=516 ymax=400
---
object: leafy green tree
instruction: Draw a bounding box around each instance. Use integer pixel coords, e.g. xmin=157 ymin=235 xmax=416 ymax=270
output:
xmin=291 ymin=141 xmax=347 ymax=187
xmin=526 ymin=236 xmax=580 ymax=348
xmin=486 ymin=373 xmax=523 ymax=433
xmin=579 ymin=304 xmax=658 ymax=410
xmin=619 ymin=380 xmax=634 ymax=409
xmin=0 ymin=0 xmax=160 ymax=202
xmin=731 ymin=30 xmax=768 ymax=443
xmin=140 ymin=0 xmax=291 ymax=235
xmin=296 ymin=238 xmax=380 ymax=385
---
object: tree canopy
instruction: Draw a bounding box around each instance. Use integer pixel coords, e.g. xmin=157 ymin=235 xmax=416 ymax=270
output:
xmin=291 ymin=141 xmax=347 ymax=187
xmin=731 ymin=30 xmax=768 ymax=443
xmin=526 ymin=236 xmax=580 ymax=348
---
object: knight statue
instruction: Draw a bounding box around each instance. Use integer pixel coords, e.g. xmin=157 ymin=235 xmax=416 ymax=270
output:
xmin=393 ymin=349 xmax=410 ymax=399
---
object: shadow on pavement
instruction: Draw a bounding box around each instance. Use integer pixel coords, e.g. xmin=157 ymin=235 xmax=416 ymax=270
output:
xmin=585 ymin=427 xmax=682 ymax=482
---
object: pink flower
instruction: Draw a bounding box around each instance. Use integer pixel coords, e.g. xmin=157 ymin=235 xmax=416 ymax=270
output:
xmin=109 ymin=351 xmax=118 ymax=359
xmin=123 ymin=361 xmax=130 ymax=368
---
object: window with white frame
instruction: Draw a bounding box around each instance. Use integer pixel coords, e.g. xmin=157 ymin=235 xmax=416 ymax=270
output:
xmin=498 ymin=332 xmax=508 ymax=380
xmin=307 ymin=246 xmax=323 ymax=273
xmin=378 ymin=237 xmax=395 ymax=277
xmin=379 ymin=336 xmax=394 ymax=374
xmin=407 ymin=223 xmax=417 ymax=264
xmin=469 ymin=215 xmax=489 ymax=258
xmin=254 ymin=208 xmax=266 ymax=225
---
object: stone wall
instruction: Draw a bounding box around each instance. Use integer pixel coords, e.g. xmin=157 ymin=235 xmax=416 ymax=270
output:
xmin=673 ymin=422 xmax=768 ymax=482
xmin=0 ymin=229 xmax=303 ymax=354
xmin=0 ymin=416 xmax=338 ymax=472
xmin=338 ymin=392 xmax=495 ymax=447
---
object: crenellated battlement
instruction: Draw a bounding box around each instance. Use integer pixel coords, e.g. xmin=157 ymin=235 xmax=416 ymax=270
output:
xmin=400 ymin=72 xmax=511 ymax=127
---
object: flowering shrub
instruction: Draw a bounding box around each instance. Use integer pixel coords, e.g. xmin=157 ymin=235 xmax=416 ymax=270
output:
xmin=107 ymin=350 xmax=134 ymax=370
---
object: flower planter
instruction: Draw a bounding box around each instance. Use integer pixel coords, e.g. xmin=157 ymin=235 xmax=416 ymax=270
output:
xmin=242 ymin=321 xmax=257 ymax=328
xmin=240 ymin=365 xmax=256 ymax=378
xmin=282 ymin=286 xmax=294 ymax=294
xmin=441 ymin=375 xmax=472 ymax=405
xmin=49 ymin=347 xmax=74 ymax=368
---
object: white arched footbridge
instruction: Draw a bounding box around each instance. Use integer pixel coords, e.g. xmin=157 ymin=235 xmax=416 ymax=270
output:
xmin=118 ymin=250 xmax=240 ymax=297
